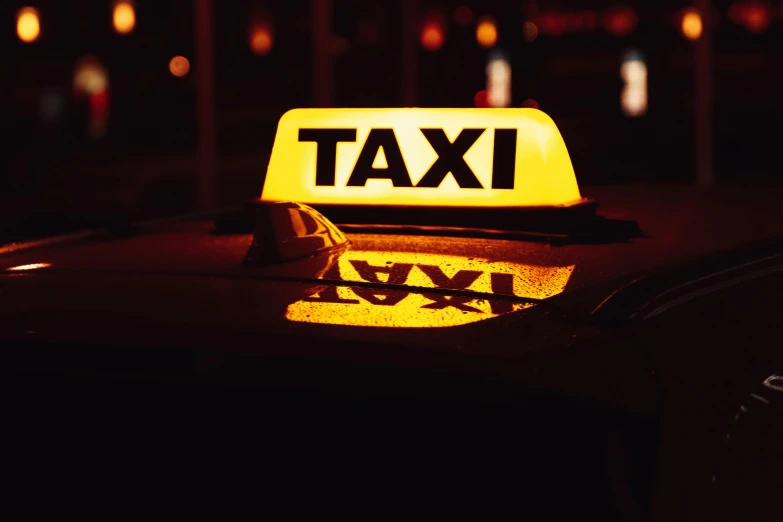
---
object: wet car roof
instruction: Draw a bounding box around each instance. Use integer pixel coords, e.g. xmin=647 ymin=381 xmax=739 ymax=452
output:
xmin=1 ymin=185 xmax=782 ymax=345
xmin=1 ymin=184 xmax=780 ymax=412
xmin=2 ymin=184 xmax=781 ymax=286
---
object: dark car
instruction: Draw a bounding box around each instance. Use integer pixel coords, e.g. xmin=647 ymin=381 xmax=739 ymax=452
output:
xmin=3 ymin=108 xmax=781 ymax=520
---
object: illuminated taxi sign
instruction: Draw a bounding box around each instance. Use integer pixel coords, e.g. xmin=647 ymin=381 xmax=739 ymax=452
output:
xmin=285 ymin=250 xmax=575 ymax=328
xmin=261 ymin=108 xmax=583 ymax=208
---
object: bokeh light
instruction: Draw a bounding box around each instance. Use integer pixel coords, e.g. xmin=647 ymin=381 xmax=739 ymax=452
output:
xmin=523 ymin=22 xmax=538 ymax=42
xmin=681 ymin=9 xmax=703 ymax=40
xmin=473 ymin=90 xmax=490 ymax=108
xmin=73 ymin=56 xmax=109 ymax=96
xmin=743 ymin=3 xmax=771 ymax=32
xmin=522 ymin=99 xmax=540 ymax=110
xmin=73 ymin=56 xmax=110 ymax=139
xmin=16 ymin=7 xmax=40 ymax=43
xmin=537 ymin=11 xmax=567 ymax=36
xmin=620 ymin=50 xmax=647 ymax=117
xmin=420 ymin=19 xmax=445 ymax=51
xmin=729 ymin=1 xmax=772 ymax=33
xmin=476 ymin=17 xmax=497 ymax=48
xmin=39 ymin=88 xmax=65 ymax=125
xmin=112 ymin=1 xmax=136 ymax=34
xmin=250 ymin=26 xmax=273 ymax=55
xmin=486 ymin=53 xmax=511 ymax=108
xmin=169 ymin=55 xmax=190 ymax=77
xmin=603 ymin=7 xmax=638 ymax=37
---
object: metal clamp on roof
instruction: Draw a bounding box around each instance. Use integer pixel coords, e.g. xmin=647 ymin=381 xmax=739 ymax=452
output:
xmin=243 ymin=201 xmax=349 ymax=266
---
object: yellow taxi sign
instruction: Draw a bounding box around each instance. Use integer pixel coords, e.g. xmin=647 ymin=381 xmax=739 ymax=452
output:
xmin=261 ymin=108 xmax=583 ymax=208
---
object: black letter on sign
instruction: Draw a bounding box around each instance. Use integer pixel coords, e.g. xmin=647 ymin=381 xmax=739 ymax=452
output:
xmin=416 ymin=265 xmax=482 ymax=290
xmin=349 ymin=260 xmax=413 ymax=285
xmin=416 ymin=128 xmax=485 ymax=188
xmin=298 ymin=128 xmax=357 ymax=186
xmin=346 ymin=129 xmax=414 ymax=187
xmin=491 ymin=129 xmax=517 ymax=189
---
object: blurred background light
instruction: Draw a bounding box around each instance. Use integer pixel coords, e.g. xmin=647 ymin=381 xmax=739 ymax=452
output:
xmin=5 ymin=0 xmax=783 ymax=230
xmin=473 ymin=89 xmax=489 ymax=108
xmin=420 ymin=13 xmax=445 ymax=51
xmin=39 ymin=88 xmax=65 ymax=126
xmin=16 ymin=7 xmax=40 ymax=43
xmin=603 ymin=7 xmax=638 ymax=37
xmin=250 ymin=25 xmax=273 ymax=55
xmin=729 ymin=1 xmax=772 ymax=33
xmin=73 ymin=56 xmax=109 ymax=96
xmin=476 ymin=17 xmax=497 ymax=48
xmin=522 ymin=99 xmax=540 ymax=109
xmin=681 ymin=8 xmax=703 ymax=40
xmin=523 ymin=21 xmax=538 ymax=42
xmin=73 ymin=56 xmax=110 ymax=139
xmin=537 ymin=11 xmax=567 ymax=37
xmin=620 ymin=49 xmax=647 ymax=117
xmin=248 ymin=11 xmax=274 ymax=55
xmin=169 ymin=55 xmax=191 ymax=77
xmin=486 ymin=51 xmax=511 ymax=108
xmin=88 ymin=89 xmax=110 ymax=138
xmin=112 ymin=1 xmax=136 ymax=35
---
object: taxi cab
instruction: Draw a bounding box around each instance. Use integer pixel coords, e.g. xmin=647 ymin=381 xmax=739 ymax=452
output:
xmin=2 ymin=108 xmax=782 ymax=520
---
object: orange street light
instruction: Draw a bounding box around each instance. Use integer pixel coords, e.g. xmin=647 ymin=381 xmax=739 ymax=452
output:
xmin=476 ymin=17 xmax=497 ymax=48
xmin=681 ymin=8 xmax=703 ymax=40
xmin=169 ymin=55 xmax=191 ymax=77
xmin=250 ymin=25 xmax=273 ymax=55
xmin=113 ymin=1 xmax=136 ymax=34
xmin=17 ymin=7 xmax=40 ymax=43
xmin=420 ymin=16 xmax=445 ymax=51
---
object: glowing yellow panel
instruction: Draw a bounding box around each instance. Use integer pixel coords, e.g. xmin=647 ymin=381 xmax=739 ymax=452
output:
xmin=287 ymin=289 xmax=533 ymax=328
xmin=285 ymin=250 xmax=574 ymax=328
xmin=261 ymin=108 xmax=583 ymax=208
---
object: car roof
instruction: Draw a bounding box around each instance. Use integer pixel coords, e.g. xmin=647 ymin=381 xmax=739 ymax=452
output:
xmin=3 ymin=184 xmax=782 ymax=279
xmin=2 ymin=184 xmax=781 ymax=414
xmin=1 ymin=184 xmax=782 ymax=348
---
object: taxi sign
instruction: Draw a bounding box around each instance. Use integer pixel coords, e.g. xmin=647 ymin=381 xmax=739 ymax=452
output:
xmin=261 ymin=108 xmax=584 ymax=209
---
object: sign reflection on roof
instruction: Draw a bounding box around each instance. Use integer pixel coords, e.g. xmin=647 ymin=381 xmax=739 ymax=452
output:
xmin=285 ymin=251 xmax=575 ymax=328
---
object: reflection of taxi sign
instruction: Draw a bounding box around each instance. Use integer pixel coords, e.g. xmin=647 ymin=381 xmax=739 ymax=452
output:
xmin=261 ymin=108 xmax=584 ymax=208
xmin=285 ymin=250 xmax=575 ymax=328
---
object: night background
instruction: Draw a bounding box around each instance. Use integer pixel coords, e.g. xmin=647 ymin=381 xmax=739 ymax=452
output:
xmin=3 ymin=0 xmax=782 ymax=242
